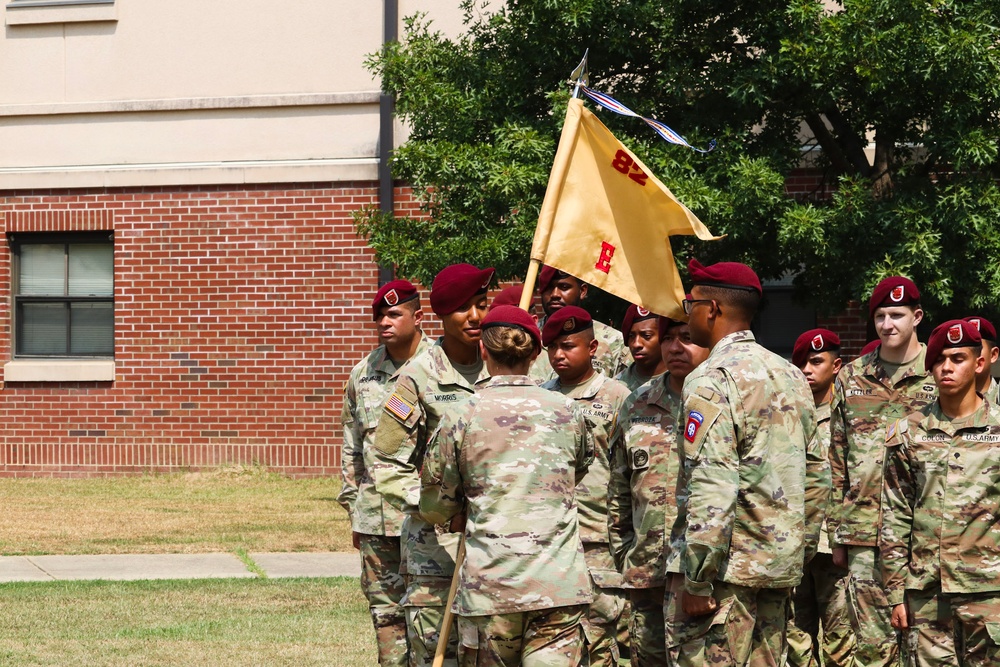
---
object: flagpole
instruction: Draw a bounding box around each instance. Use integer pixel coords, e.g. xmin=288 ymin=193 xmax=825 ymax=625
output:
xmin=522 ymin=55 xmax=588 ymax=309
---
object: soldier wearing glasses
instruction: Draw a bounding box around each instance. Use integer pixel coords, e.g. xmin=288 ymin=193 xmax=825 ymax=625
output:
xmin=663 ymin=259 xmax=831 ymax=666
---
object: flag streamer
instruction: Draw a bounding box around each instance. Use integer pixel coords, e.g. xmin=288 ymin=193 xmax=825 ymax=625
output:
xmin=580 ymin=85 xmax=716 ymax=153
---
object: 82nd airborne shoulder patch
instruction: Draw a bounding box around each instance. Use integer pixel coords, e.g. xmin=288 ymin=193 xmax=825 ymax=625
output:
xmin=684 ymin=411 xmax=705 ymax=443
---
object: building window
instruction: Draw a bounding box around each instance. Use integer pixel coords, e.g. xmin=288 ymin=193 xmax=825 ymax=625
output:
xmin=6 ymin=0 xmax=116 ymax=26
xmin=11 ymin=233 xmax=114 ymax=358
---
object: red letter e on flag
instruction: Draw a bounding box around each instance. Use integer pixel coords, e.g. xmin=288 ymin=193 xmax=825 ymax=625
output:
xmin=595 ymin=242 xmax=615 ymax=274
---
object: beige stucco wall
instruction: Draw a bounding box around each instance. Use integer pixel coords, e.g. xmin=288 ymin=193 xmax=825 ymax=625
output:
xmin=0 ymin=0 xmax=488 ymax=188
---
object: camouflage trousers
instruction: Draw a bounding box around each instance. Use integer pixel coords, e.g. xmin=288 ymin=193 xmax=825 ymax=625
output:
xmin=359 ymin=534 xmax=408 ymax=667
xmin=403 ymin=575 xmax=459 ymax=667
xmin=904 ymin=586 xmax=1000 ymax=667
xmin=845 ymin=545 xmax=901 ymax=667
xmin=628 ymin=585 xmax=666 ymax=666
xmin=581 ymin=578 xmax=626 ymax=667
xmin=663 ymin=575 xmax=790 ymax=667
xmin=787 ymin=551 xmax=857 ymax=667
xmin=456 ymin=604 xmax=589 ymax=667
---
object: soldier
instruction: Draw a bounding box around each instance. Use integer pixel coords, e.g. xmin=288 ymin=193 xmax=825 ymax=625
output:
xmin=787 ymin=328 xmax=856 ymax=667
xmin=829 ymin=276 xmax=936 ymax=667
xmin=420 ymin=305 xmax=594 ymax=666
xmin=881 ymin=319 xmax=1000 ymax=666
xmin=963 ymin=316 xmax=999 ymax=404
xmin=371 ymin=263 xmax=494 ymax=667
xmin=663 ymin=259 xmax=830 ymax=666
xmin=338 ymin=280 xmax=430 ymax=666
xmin=608 ymin=315 xmax=709 ymax=666
xmin=529 ymin=265 xmax=630 ymax=383
xmin=540 ymin=306 xmax=631 ymax=666
xmin=616 ymin=304 xmax=667 ymax=392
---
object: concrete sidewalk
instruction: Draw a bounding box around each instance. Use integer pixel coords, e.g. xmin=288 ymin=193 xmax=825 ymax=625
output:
xmin=0 ymin=551 xmax=361 ymax=583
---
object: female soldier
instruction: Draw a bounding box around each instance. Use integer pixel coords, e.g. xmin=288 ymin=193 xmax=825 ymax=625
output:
xmin=371 ymin=263 xmax=494 ymax=666
xmin=420 ymin=305 xmax=595 ymax=666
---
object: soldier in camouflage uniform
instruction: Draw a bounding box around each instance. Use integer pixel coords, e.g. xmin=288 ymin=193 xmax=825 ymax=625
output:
xmin=530 ymin=265 xmax=630 ymax=383
xmin=338 ymin=280 xmax=430 ymax=666
xmin=371 ymin=264 xmax=494 ymax=667
xmin=420 ymin=305 xmax=595 ymax=666
xmin=881 ymin=319 xmax=1000 ymax=667
xmin=616 ymin=304 xmax=666 ymax=392
xmin=829 ymin=276 xmax=936 ymax=667
xmin=608 ymin=315 xmax=709 ymax=666
xmin=787 ymin=328 xmax=856 ymax=667
xmin=964 ymin=316 xmax=1000 ymax=405
xmin=540 ymin=306 xmax=631 ymax=667
xmin=663 ymin=260 xmax=830 ymax=667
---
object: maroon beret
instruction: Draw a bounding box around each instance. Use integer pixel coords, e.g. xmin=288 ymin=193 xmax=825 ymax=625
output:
xmin=537 ymin=265 xmax=580 ymax=293
xmin=491 ymin=285 xmax=526 ymax=309
xmin=541 ymin=305 xmax=593 ymax=347
xmin=372 ymin=280 xmax=419 ymax=320
xmin=481 ymin=305 xmax=541 ymax=351
xmin=860 ymin=339 xmax=881 ymax=358
xmin=926 ymin=319 xmax=982 ymax=371
xmin=688 ymin=259 xmax=762 ymax=295
xmin=429 ymin=263 xmax=495 ymax=316
xmin=792 ymin=328 xmax=841 ymax=368
xmin=621 ymin=304 xmax=659 ymax=343
xmin=964 ymin=316 xmax=997 ymax=343
xmin=869 ymin=276 xmax=920 ymax=317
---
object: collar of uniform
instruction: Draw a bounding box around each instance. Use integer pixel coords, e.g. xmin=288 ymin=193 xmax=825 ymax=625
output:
xmin=864 ymin=343 xmax=928 ymax=385
xmin=375 ymin=333 xmax=429 ymax=377
xmin=816 ymin=400 xmax=831 ymax=424
xmin=482 ymin=375 xmax=537 ymax=389
xmin=430 ymin=337 xmax=490 ymax=389
xmin=710 ymin=330 xmax=756 ymax=358
xmin=647 ymin=372 xmax=679 ymax=410
xmin=552 ymin=370 xmax=606 ymax=400
xmin=920 ymin=399 xmax=991 ymax=437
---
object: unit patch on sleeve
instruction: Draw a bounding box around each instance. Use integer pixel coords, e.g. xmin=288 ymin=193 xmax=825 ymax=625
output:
xmin=684 ymin=411 xmax=705 ymax=443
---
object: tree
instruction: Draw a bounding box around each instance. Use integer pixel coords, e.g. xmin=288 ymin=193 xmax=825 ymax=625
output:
xmin=356 ymin=0 xmax=1000 ymax=317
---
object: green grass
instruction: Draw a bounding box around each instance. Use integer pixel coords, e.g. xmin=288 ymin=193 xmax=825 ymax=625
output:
xmin=0 ymin=577 xmax=376 ymax=666
xmin=0 ymin=467 xmax=353 ymax=556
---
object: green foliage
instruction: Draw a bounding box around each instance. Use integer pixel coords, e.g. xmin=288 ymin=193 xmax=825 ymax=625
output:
xmin=356 ymin=0 xmax=1000 ymax=313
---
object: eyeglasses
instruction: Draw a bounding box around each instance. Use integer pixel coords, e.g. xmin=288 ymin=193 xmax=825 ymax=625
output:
xmin=682 ymin=298 xmax=714 ymax=315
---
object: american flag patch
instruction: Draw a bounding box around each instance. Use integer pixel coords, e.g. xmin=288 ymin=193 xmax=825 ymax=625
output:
xmin=385 ymin=392 xmax=415 ymax=423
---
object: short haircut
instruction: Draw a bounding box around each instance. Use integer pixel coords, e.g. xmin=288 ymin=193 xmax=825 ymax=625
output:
xmin=698 ymin=285 xmax=762 ymax=320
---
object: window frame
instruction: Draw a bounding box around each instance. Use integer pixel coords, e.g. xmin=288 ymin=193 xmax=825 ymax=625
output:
xmin=10 ymin=231 xmax=115 ymax=360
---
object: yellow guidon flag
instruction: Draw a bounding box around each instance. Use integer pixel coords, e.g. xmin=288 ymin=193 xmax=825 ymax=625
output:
xmin=529 ymin=97 xmax=721 ymax=320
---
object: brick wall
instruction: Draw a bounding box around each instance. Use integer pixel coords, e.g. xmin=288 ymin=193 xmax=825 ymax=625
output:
xmin=817 ymin=301 xmax=872 ymax=359
xmin=0 ymin=172 xmax=869 ymax=478
xmin=0 ymin=182 xmax=409 ymax=477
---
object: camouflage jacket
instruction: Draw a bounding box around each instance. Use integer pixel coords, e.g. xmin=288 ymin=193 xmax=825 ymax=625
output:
xmin=816 ymin=400 xmax=833 ymax=555
xmin=985 ymin=376 xmax=999 ymax=406
xmin=336 ymin=336 xmax=430 ymax=536
xmin=608 ymin=373 xmax=683 ymax=589
xmin=371 ymin=339 xmax=489 ymax=592
xmin=671 ymin=330 xmax=831 ymax=595
xmin=530 ymin=318 xmax=631 ymax=383
xmin=615 ymin=364 xmax=664 ymax=393
xmin=881 ymin=401 xmax=1000 ymax=605
xmin=829 ymin=346 xmax=936 ymax=547
xmin=420 ymin=375 xmax=595 ymax=615
xmin=543 ymin=371 xmax=630 ymax=587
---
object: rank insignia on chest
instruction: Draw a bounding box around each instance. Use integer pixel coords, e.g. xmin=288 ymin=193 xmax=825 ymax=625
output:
xmin=684 ymin=411 xmax=704 ymax=443
xmin=385 ymin=392 xmax=415 ymax=423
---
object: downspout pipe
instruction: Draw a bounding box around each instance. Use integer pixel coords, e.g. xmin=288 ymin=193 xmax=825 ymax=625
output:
xmin=377 ymin=0 xmax=398 ymax=286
